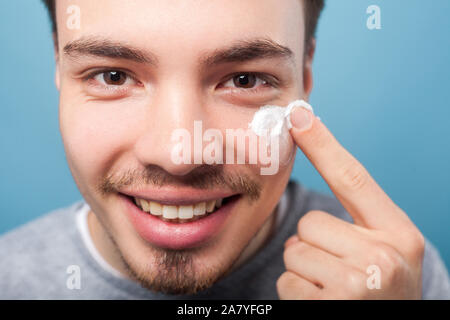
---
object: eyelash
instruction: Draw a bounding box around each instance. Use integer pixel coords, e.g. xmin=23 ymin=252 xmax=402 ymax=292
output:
xmin=83 ymin=69 xmax=139 ymax=88
xmin=222 ymin=72 xmax=279 ymax=94
xmin=82 ymin=69 xmax=279 ymax=94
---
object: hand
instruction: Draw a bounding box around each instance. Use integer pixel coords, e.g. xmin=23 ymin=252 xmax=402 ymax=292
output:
xmin=276 ymin=107 xmax=425 ymax=299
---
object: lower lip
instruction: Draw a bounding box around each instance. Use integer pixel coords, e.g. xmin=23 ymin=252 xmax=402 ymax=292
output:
xmin=120 ymin=195 xmax=237 ymax=250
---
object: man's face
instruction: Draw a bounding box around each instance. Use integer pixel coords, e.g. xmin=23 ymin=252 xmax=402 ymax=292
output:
xmin=56 ymin=0 xmax=310 ymax=294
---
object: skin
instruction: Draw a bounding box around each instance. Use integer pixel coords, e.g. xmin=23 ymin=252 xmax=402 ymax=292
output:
xmin=52 ymin=0 xmax=425 ymax=298
xmin=55 ymin=0 xmax=307 ymax=294
xmin=279 ymin=108 xmax=425 ymax=299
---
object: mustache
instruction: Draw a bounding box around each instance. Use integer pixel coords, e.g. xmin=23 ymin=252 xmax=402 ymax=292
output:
xmin=97 ymin=165 xmax=262 ymax=201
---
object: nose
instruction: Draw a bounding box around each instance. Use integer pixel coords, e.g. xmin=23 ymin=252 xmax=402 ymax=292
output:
xmin=134 ymin=80 xmax=209 ymax=176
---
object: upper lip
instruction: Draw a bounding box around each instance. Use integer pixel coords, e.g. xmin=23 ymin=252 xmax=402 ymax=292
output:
xmin=119 ymin=187 xmax=238 ymax=206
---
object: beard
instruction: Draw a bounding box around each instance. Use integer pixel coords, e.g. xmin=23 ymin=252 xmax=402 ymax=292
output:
xmin=93 ymin=164 xmax=263 ymax=295
xmin=123 ymin=248 xmax=219 ymax=295
xmin=104 ymin=231 xmax=252 ymax=295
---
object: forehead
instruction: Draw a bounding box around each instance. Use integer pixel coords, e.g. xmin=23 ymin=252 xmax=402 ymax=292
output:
xmin=56 ymin=0 xmax=305 ymax=63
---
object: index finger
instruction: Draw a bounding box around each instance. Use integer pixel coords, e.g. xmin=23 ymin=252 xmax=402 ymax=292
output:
xmin=288 ymin=107 xmax=414 ymax=231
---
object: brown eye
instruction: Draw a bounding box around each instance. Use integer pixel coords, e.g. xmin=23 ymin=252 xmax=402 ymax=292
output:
xmin=232 ymin=73 xmax=258 ymax=88
xmin=103 ymin=71 xmax=127 ymax=85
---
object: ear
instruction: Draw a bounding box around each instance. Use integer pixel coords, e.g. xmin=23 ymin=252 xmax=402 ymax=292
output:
xmin=55 ymin=63 xmax=60 ymax=90
xmin=55 ymin=60 xmax=61 ymax=91
xmin=302 ymin=38 xmax=316 ymax=101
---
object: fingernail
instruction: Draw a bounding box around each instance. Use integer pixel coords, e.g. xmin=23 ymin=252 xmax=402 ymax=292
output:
xmin=291 ymin=107 xmax=313 ymax=132
xmin=284 ymin=236 xmax=298 ymax=248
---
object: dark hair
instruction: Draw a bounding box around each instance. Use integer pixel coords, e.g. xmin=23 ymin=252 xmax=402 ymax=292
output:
xmin=303 ymin=0 xmax=325 ymax=53
xmin=41 ymin=0 xmax=324 ymax=53
xmin=42 ymin=0 xmax=56 ymax=32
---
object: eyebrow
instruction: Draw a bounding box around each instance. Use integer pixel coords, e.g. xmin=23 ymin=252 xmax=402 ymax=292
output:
xmin=199 ymin=38 xmax=295 ymax=68
xmin=63 ymin=36 xmax=295 ymax=67
xmin=63 ymin=37 xmax=157 ymax=64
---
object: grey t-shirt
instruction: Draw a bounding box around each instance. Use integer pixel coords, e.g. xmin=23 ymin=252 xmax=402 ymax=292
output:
xmin=0 ymin=181 xmax=449 ymax=299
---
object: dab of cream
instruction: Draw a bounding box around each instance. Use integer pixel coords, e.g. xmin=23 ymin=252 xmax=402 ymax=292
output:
xmin=249 ymin=99 xmax=314 ymax=138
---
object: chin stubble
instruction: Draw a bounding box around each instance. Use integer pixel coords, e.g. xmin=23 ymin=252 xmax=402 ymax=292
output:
xmin=93 ymin=165 xmax=264 ymax=295
xmin=101 ymin=219 xmax=261 ymax=295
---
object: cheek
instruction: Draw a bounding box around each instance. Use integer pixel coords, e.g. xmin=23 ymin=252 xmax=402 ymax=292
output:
xmin=222 ymin=158 xmax=293 ymax=247
xmin=59 ymin=98 xmax=144 ymax=183
xmin=209 ymin=104 xmax=296 ymax=175
xmin=277 ymin=133 xmax=296 ymax=167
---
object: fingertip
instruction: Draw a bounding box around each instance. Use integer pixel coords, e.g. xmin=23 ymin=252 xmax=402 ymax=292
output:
xmin=289 ymin=107 xmax=314 ymax=133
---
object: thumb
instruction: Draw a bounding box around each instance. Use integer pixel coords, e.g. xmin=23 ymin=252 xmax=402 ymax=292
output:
xmin=284 ymin=235 xmax=299 ymax=249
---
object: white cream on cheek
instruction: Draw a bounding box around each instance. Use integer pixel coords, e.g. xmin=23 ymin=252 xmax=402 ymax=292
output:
xmin=249 ymin=99 xmax=314 ymax=137
xmin=248 ymin=100 xmax=315 ymax=172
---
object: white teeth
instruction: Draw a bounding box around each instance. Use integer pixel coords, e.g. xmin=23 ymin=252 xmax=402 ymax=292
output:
xmin=141 ymin=199 xmax=150 ymax=212
xmin=149 ymin=201 xmax=162 ymax=216
xmin=206 ymin=200 xmax=215 ymax=213
xmin=178 ymin=205 xmax=194 ymax=219
xmin=134 ymin=197 xmax=225 ymax=220
xmin=162 ymin=205 xmax=178 ymax=219
xmin=193 ymin=202 xmax=206 ymax=216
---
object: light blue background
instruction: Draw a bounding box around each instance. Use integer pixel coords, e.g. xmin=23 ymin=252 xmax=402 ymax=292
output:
xmin=1 ymin=1 xmax=449 ymax=269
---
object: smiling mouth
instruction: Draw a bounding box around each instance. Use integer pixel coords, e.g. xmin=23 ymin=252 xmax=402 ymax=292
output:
xmin=123 ymin=194 xmax=240 ymax=223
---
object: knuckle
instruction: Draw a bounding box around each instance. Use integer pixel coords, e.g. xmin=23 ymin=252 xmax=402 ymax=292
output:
xmin=371 ymin=242 xmax=401 ymax=270
xmin=343 ymin=270 xmax=367 ymax=297
xmin=277 ymin=271 xmax=318 ymax=300
xmin=276 ymin=271 xmax=298 ymax=296
xmin=403 ymin=229 xmax=426 ymax=261
xmin=297 ymin=210 xmax=328 ymax=237
xmin=337 ymin=159 xmax=369 ymax=192
xmin=282 ymin=246 xmax=291 ymax=265
xmin=283 ymin=241 xmax=308 ymax=264
xmin=276 ymin=272 xmax=290 ymax=291
xmin=368 ymin=242 xmax=404 ymax=286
